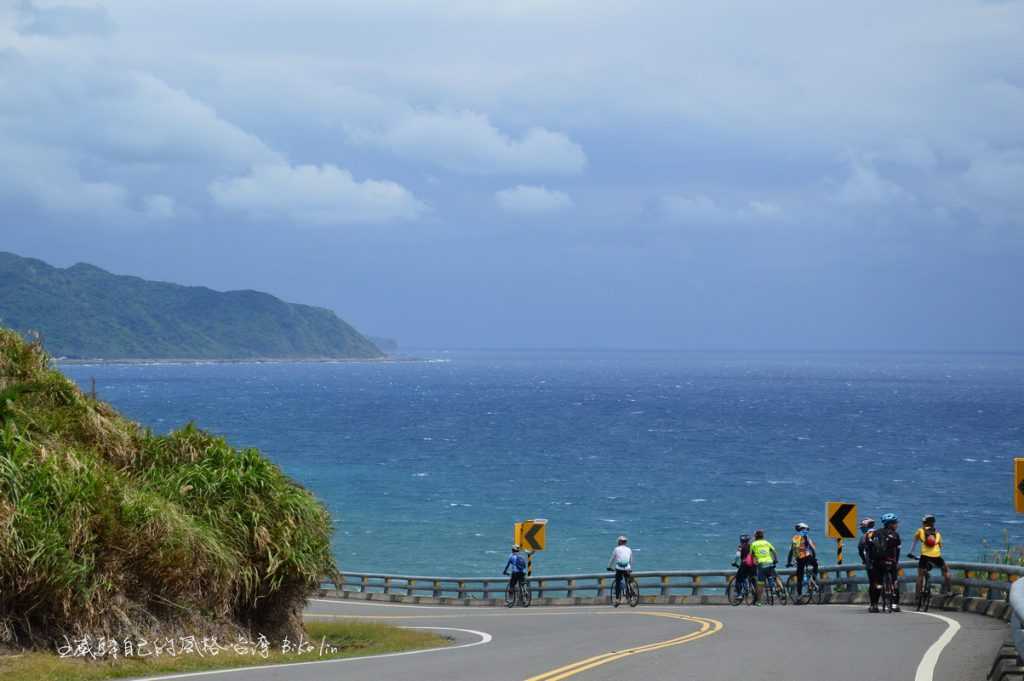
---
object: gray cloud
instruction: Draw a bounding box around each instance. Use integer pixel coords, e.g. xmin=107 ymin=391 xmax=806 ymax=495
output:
xmin=2 ymin=1 xmax=1023 ymax=349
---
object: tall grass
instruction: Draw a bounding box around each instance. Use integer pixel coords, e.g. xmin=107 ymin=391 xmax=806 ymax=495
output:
xmin=0 ymin=328 xmax=335 ymax=648
xmin=981 ymin=530 xmax=1024 ymax=566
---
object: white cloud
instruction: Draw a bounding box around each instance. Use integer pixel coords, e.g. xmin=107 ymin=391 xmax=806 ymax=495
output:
xmin=142 ymin=194 xmax=175 ymax=220
xmin=748 ymin=200 xmax=782 ymax=218
xmin=835 ymin=161 xmax=910 ymax=205
xmin=209 ymin=163 xmax=427 ymax=225
xmin=658 ymin=194 xmax=723 ymax=224
xmin=963 ymin=150 xmax=1024 ymax=202
xmin=353 ymin=110 xmax=586 ymax=176
xmin=495 ymin=185 xmax=573 ymax=215
xmin=656 ymin=194 xmax=785 ymax=225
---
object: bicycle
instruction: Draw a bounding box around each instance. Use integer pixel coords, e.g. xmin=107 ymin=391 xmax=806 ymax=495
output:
xmin=727 ymin=572 xmax=758 ymax=606
xmin=609 ymin=569 xmax=640 ymax=608
xmin=761 ymin=569 xmax=789 ymax=606
xmin=505 ymin=576 xmax=532 ymax=608
xmin=908 ymin=553 xmax=931 ymax=612
xmin=786 ymin=569 xmax=822 ymax=605
xmin=880 ymin=564 xmax=899 ymax=614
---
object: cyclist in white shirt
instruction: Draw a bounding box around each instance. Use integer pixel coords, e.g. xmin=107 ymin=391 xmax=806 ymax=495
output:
xmin=607 ymin=536 xmax=633 ymax=604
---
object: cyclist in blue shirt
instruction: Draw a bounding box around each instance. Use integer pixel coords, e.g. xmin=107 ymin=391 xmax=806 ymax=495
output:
xmin=503 ymin=544 xmax=527 ymax=593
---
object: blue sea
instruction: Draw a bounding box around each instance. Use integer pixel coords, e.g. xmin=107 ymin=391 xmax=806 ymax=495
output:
xmin=60 ymin=351 xmax=1024 ymax=576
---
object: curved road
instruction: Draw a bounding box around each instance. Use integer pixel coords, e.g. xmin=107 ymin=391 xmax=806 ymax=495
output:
xmin=137 ymin=599 xmax=1006 ymax=681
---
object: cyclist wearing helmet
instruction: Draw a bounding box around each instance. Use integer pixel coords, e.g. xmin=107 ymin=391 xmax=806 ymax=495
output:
xmin=858 ymin=518 xmax=882 ymax=612
xmin=503 ymin=544 xmax=527 ymax=595
xmin=909 ymin=514 xmax=951 ymax=595
xmin=732 ymin=533 xmax=756 ymax=599
xmin=786 ymin=522 xmax=818 ymax=597
xmin=749 ymin=529 xmax=779 ymax=603
xmin=871 ymin=513 xmax=902 ymax=612
xmin=607 ymin=536 xmax=633 ymax=606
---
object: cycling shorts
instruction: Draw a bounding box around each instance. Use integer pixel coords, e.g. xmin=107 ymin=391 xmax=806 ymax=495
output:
xmin=918 ymin=555 xmax=945 ymax=571
xmin=756 ymin=564 xmax=777 ymax=581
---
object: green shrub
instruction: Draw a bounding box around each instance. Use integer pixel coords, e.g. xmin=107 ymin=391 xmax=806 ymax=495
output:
xmin=0 ymin=328 xmax=335 ymax=648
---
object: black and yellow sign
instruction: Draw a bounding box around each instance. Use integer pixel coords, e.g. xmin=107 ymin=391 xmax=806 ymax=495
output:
xmin=1015 ymin=459 xmax=1024 ymax=513
xmin=514 ymin=519 xmax=548 ymax=552
xmin=826 ymin=502 xmax=857 ymax=539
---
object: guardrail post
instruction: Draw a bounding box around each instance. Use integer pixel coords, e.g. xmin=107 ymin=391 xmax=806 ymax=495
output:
xmin=360 ymin=575 xmax=368 ymax=593
xmin=597 ymin=576 xmax=607 ymax=598
xmin=963 ymin=570 xmax=973 ymax=597
xmin=537 ymin=579 xmax=545 ymax=599
xmin=407 ymin=578 xmax=416 ymax=597
xmin=847 ymin=569 xmax=857 ymax=593
xmin=433 ymin=580 xmax=441 ymax=598
xmin=332 ymin=572 xmax=344 ymax=594
xmin=457 ymin=580 xmax=466 ymax=599
xmin=384 ymin=576 xmax=392 ymax=594
xmin=692 ymin=575 xmax=702 ymax=596
xmin=567 ymin=579 xmax=576 ymax=598
xmin=661 ymin=575 xmax=670 ymax=597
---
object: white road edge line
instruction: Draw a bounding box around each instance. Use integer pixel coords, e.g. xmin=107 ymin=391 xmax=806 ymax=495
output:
xmin=125 ymin=627 xmax=492 ymax=681
xmin=907 ymin=610 xmax=961 ymax=681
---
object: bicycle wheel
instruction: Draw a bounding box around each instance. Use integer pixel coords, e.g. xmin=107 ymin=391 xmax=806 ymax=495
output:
xmin=917 ymin=571 xmax=931 ymax=612
xmin=775 ymin=577 xmax=789 ymax=605
xmin=808 ymin=576 xmax=822 ymax=605
xmin=505 ymin=582 xmax=516 ymax=608
xmin=881 ymin=573 xmax=893 ymax=613
xmin=727 ymin=577 xmax=743 ymax=606
xmin=627 ymin=577 xmax=640 ymax=607
xmin=521 ymin=582 xmax=532 ymax=608
xmin=787 ymin=575 xmax=809 ymax=605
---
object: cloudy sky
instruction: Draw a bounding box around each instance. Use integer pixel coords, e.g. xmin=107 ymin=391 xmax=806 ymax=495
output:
xmin=2 ymin=0 xmax=1022 ymax=350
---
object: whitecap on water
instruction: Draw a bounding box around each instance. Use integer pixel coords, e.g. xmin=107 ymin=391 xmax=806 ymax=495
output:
xmin=963 ymin=458 xmax=978 ymax=462
xmin=413 ymin=472 xmax=429 ymax=477
xmin=691 ymin=498 xmax=707 ymax=503
xmin=600 ymin=518 xmax=618 ymax=523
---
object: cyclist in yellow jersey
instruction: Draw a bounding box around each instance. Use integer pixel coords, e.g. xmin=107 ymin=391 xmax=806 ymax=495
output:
xmin=786 ymin=522 xmax=818 ymax=597
xmin=749 ymin=529 xmax=779 ymax=603
xmin=909 ymin=514 xmax=951 ymax=594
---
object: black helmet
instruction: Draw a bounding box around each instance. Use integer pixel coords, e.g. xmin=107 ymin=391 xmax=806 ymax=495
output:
xmin=739 ymin=534 xmax=751 ymax=543
xmin=922 ymin=514 xmax=936 ymax=525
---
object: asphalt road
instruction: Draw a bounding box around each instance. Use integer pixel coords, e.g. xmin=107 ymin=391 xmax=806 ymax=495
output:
xmin=136 ymin=599 xmax=1007 ymax=681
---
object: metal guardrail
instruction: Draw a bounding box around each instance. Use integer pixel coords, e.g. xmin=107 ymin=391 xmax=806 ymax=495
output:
xmin=1011 ymin=576 xmax=1024 ymax=666
xmin=320 ymin=561 xmax=1023 ymax=604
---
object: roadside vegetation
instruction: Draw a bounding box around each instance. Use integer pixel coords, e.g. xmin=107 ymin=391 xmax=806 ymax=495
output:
xmin=0 ymin=621 xmax=447 ymax=681
xmin=0 ymin=326 xmax=336 ymax=651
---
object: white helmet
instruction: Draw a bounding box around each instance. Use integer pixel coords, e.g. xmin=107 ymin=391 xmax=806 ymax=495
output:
xmin=795 ymin=522 xmax=809 ymax=531
xmin=617 ymin=535 xmax=628 ymax=543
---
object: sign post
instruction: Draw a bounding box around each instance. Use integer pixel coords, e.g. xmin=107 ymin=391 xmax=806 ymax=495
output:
xmin=514 ymin=519 xmax=548 ymax=577
xmin=1015 ymin=459 xmax=1024 ymax=513
xmin=826 ymin=501 xmax=857 ymax=566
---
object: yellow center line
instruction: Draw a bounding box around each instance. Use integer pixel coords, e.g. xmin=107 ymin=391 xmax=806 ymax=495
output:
xmin=523 ymin=611 xmax=723 ymax=681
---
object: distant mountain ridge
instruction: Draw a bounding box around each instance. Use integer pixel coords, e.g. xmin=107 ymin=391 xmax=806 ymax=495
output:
xmin=0 ymin=252 xmax=384 ymax=359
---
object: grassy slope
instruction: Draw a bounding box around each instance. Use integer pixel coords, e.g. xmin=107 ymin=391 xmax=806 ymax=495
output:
xmin=0 ymin=328 xmax=336 ymax=649
xmin=0 ymin=252 xmax=383 ymax=359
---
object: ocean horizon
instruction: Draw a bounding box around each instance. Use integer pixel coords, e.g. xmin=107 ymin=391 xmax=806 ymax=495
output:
xmin=61 ymin=349 xmax=1024 ymax=576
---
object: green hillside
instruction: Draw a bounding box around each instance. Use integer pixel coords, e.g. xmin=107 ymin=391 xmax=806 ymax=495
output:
xmin=0 ymin=252 xmax=383 ymax=359
xmin=0 ymin=329 xmax=336 ymax=647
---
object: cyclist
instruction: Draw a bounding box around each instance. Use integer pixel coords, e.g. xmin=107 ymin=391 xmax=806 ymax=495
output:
xmin=503 ymin=544 xmax=527 ymax=596
xmin=607 ymin=535 xmax=633 ymax=607
xmin=750 ymin=529 xmax=779 ymax=604
xmin=871 ymin=513 xmax=902 ymax=612
xmin=731 ymin=533 xmax=757 ymax=603
xmin=858 ymin=517 xmax=882 ymax=612
xmin=909 ymin=514 xmax=951 ymax=595
xmin=786 ymin=522 xmax=818 ymax=597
